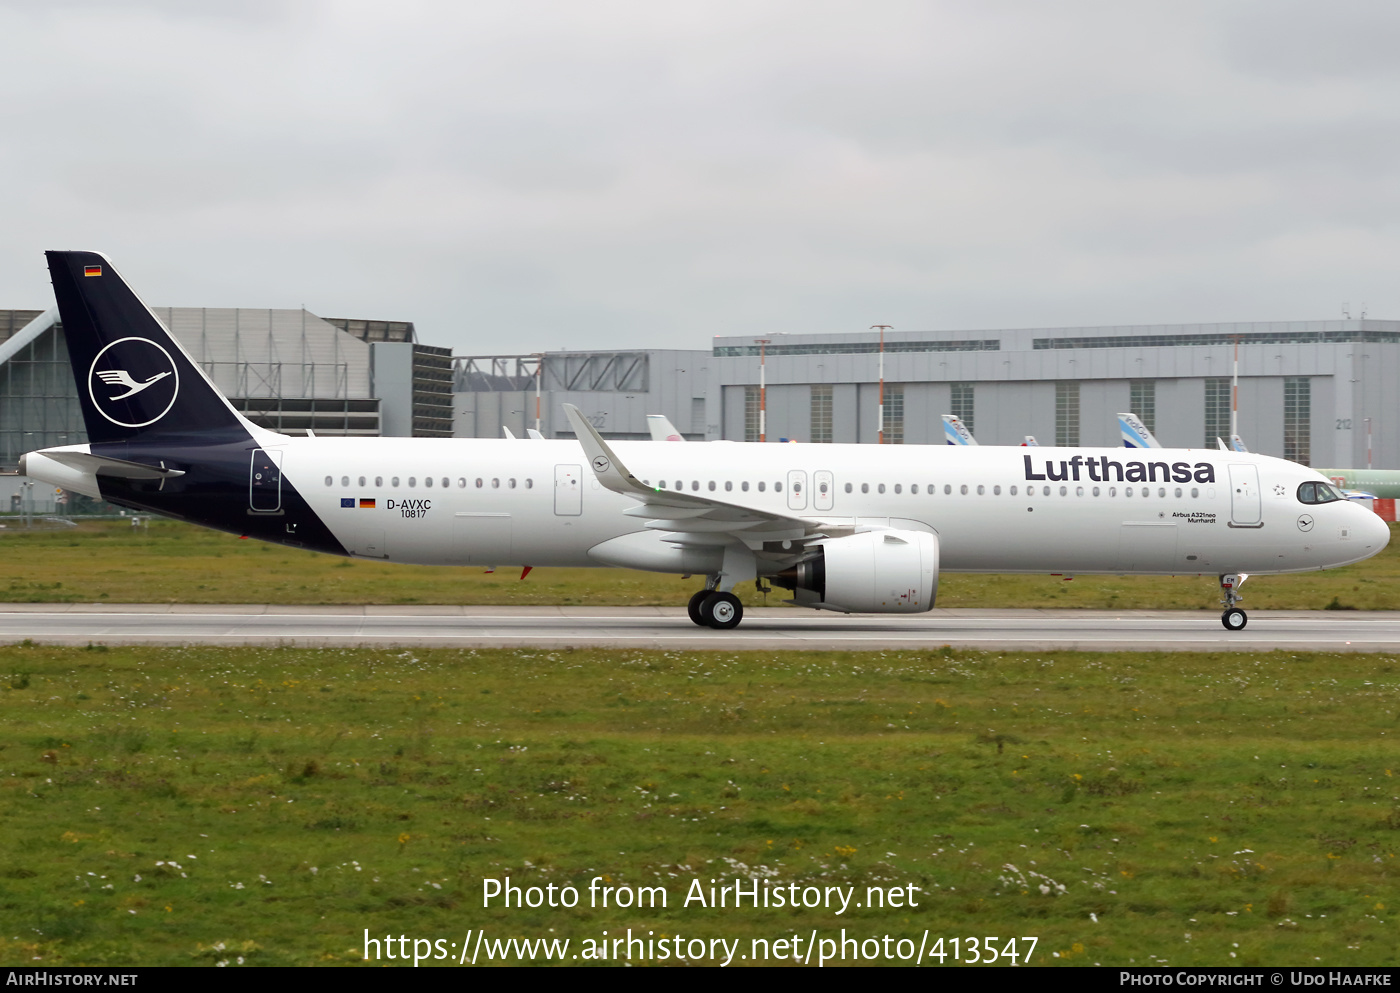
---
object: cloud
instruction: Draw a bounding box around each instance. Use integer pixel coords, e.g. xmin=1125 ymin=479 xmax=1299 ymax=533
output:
xmin=1 ymin=1 xmax=1398 ymax=351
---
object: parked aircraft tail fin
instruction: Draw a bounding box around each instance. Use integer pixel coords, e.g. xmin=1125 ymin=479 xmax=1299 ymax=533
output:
xmin=1118 ymin=412 xmax=1162 ymax=449
xmin=941 ymin=414 xmax=977 ymax=446
xmin=646 ymin=414 xmax=686 ymax=442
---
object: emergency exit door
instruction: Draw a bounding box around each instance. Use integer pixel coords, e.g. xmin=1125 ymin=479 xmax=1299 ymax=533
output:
xmin=787 ymin=470 xmax=808 ymax=511
xmin=554 ymin=464 xmax=582 ymax=516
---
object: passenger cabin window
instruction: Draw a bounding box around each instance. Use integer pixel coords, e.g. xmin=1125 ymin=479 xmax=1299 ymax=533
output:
xmin=1298 ymin=481 xmax=1343 ymax=504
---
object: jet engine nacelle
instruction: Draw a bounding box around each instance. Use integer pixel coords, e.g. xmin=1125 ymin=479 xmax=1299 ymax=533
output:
xmin=773 ymin=528 xmax=938 ymax=613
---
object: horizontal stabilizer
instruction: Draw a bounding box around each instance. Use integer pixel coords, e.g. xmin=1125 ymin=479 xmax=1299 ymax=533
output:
xmin=33 ymin=449 xmax=185 ymax=479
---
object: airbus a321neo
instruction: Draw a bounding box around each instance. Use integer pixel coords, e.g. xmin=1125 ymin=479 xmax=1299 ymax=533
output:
xmin=21 ymin=252 xmax=1390 ymax=631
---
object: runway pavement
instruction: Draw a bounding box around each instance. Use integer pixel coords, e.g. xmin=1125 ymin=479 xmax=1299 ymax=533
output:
xmin=0 ymin=603 xmax=1395 ymax=651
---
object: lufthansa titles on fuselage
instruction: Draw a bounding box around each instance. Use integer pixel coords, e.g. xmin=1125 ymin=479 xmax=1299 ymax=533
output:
xmin=1023 ymin=454 xmax=1215 ymax=484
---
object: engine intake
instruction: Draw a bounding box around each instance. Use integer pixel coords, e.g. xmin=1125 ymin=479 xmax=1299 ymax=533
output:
xmin=773 ymin=529 xmax=938 ymax=613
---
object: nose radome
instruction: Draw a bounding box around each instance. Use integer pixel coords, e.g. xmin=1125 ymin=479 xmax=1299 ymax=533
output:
xmin=1351 ymin=502 xmax=1393 ymax=550
xmin=1366 ymin=507 xmax=1392 ymax=550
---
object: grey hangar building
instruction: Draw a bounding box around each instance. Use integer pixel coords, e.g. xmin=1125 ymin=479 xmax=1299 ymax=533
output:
xmin=455 ymin=321 xmax=1392 ymax=470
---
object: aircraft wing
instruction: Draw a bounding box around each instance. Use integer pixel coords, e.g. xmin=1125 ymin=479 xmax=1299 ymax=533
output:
xmin=563 ymin=404 xmax=816 ymax=542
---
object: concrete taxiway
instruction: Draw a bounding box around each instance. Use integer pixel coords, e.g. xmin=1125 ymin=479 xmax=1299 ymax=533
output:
xmin=0 ymin=603 xmax=1394 ymax=652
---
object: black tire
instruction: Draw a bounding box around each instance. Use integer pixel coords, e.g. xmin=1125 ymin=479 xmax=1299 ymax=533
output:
xmin=703 ymin=592 xmax=743 ymax=630
xmin=687 ymin=590 xmax=711 ymax=627
xmin=1221 ymin=607 xmax=1248 ymax=631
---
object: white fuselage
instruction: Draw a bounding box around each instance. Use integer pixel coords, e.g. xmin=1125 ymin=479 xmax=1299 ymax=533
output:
xmin=286 ymin=437 xmax=1389 ymax=576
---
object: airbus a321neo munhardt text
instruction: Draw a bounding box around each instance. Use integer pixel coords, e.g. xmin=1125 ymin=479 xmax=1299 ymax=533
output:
xmin=22 ymin=252 xmax=1390 ymax=631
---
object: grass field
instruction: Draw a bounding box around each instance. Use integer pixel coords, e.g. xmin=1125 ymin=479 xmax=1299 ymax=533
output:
xmin=2 ymin=518 xmax=1399 ymax=610
xmin=1 ymin=643 xmax=1397 ymax=966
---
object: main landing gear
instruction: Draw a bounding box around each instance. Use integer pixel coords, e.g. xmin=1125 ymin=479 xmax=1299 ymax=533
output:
xmin=1219 ymin=573 xmax=1249 ymax=631
xmin=687 ymin=588 xmax=744 ymax=630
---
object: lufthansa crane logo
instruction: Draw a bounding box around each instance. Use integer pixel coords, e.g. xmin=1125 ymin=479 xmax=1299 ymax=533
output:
xmin=592 ymin=456 xmax=610 ymax=472
xmin=87 ymin=337 xmax=180 ymax=428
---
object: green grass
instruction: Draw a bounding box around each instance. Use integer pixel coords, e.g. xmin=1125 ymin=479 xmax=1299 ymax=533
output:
xmin=1 ymin=518 xmax=1399 ymax=609
xmin=1 ymin=643 xmax=1397 ymax=966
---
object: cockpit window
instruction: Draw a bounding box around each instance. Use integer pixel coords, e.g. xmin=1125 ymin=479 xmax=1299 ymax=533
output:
xmin=1298 ymin=481 xmax=1344 ymax=505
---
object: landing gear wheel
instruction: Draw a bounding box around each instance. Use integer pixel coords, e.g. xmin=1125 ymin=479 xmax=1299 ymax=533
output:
xmin=703 ymin=592 xmax=743 ymax=630
xmin=1222 ymin=607 xmax=1248 ymax=631
xmin=687 ymin=590 xmax=711 ymax=627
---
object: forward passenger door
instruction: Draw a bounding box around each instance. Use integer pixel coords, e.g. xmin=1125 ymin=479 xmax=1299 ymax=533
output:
xmin=1228 ymin=464 xmax=1262 ymax=527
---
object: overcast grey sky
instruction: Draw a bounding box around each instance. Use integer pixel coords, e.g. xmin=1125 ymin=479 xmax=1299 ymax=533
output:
xmin=1 ymin=1 xmax=1397 ymax=352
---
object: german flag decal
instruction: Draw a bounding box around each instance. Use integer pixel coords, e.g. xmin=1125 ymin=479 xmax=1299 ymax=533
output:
xmin=359 ymin=498 xmax=375 ymax=508
xmin=84 ymin=265 xmax=102 ymax=277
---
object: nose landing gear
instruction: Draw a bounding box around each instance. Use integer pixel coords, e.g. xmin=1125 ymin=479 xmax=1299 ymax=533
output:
xmin=1219 ymin=573 xmax=1249 ymax=630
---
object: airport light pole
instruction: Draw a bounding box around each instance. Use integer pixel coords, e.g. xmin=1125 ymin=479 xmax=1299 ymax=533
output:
xmin=755 ymin=339 xmax=771 ymax=442
xmin=872 ymin=326 xmax=892 ymax=444
xmin=533 ymin=353 xmax=543 ymax=435
xmin=1230 ymin=335 xmax=1240 ymax=445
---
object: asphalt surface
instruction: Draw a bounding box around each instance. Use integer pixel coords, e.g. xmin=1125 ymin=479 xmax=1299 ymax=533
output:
xmin=0 ymin=603 xmax=1393 ymax=651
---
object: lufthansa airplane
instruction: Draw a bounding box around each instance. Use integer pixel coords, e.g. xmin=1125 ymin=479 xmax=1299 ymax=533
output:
xmin=20 ymin=252 xmax=1391 ymax=631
